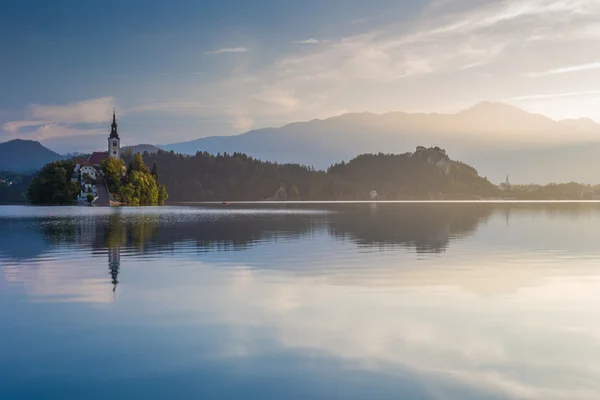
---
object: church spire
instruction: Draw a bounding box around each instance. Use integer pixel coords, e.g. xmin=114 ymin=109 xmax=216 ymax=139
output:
xmin=109 ymin=109 xmax=119 ymax=139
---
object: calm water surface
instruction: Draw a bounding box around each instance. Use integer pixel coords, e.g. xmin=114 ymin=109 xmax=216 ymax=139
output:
xmin=1 ymin=203 xmax=600 ymax=400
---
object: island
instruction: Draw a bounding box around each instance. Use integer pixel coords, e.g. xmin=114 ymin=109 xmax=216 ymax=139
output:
xmin=26 ymin=111 xmax=167 ymax=206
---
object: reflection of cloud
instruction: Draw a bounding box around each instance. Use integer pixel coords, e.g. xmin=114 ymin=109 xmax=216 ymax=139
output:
xmin=2 ymin=259 xmax=114 ymax=304
xmin=135 ymin=261 xmax=600 ymax=400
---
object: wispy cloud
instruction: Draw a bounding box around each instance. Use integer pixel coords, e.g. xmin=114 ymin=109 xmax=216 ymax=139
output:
xmin=29 ymin=97 xmax=115 ymax=125
xmin=292 ymin=39 xmax=322 ymax=44
xmin=526 ymin=61 xmax=600 ymax=78
xmin=1 ymin=97 xmax=115 ymax=139
xmin=2 ymin=120 xmax=46 ymax=134
xmin=205 ymin=47 xmax=249 ymax=55
xmin=503 ymin=90 xmax=600 ymax=102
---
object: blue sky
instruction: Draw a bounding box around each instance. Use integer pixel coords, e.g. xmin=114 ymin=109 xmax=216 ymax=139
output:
xmin=2 ymin=0 xmax=600 ymax=152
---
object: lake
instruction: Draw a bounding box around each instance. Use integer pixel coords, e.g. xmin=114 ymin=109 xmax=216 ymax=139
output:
xmin=1 ymin=203 xmax=600 ymax=400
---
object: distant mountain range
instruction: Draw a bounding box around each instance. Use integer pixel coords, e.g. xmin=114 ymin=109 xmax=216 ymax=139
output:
xmin=162 ymin=102 xmax=600 ymax=183
xmin=0 ymin=139 xmax=66 ymax=172
xmin=3 ymin=102 xmax=600 ymax=183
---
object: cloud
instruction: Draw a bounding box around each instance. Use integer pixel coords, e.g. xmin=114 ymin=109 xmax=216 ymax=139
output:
xmin=503 ymin=90 xmax=600 ymax=102
xmin=1 ymin=97 xmax=114 ymax=140
xmin=2 ymin=120 xmax=46 ymax=135
xmin=205 ymin=47 xmax=250 ymax=55
xmin=29 ymin=97 xmax=115 ymax=125
xmin=126 ymin=101 xmax=231 ymax=115
xmin=292 ymin=39 xmax=321 ymax=44
xmin=230 ymin=113 xmax=255 ymax=131
xmin=255 ymin=87 xmax=299 ymax=110
xmin=526 ymin=61 xmax=600 ymax=78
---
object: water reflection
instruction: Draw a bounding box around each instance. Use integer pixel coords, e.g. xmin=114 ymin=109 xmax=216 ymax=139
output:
xmin=3 ymin=204 xmax=600 ymax=399
xmin=0 ymin=204 xmax=497 ymax=259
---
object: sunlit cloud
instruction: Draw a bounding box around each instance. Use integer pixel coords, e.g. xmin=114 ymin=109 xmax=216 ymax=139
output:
xmin=292 ymin=39 xmax=324 ymax=44
xmin=503 ymin=90 xmax=600 ymax=102
xmin=29 ymin=97 xmax=115 ymax=125
xmin=526 ymin=61 xmax=600 ymax=78
xmin=4 ymin=0 xmax=600 ymax=143
xmin=1 ymin=97 xmax=115 ymax=140
xmin=2 ymin=120 xmax=47 ymax=135
xmin=205 ymin=47 xmax=250 ymax=55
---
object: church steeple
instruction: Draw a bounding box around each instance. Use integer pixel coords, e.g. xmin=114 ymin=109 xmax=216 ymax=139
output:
xmin=108 ymin=109 xmax=121 ymax=159
xmin=109 ymin=109 xmax=119 ymax=139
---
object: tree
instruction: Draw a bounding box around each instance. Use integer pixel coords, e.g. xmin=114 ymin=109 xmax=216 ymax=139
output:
xmin=101 ymin=157 xmax=125 ymax=193
xmin=158 ymin=184 xmax=168 ymax=205
xmin=129 ymin=153 xmax=149 ymax=174
xmin=151 ymin=161 xmax=159 ymax=180
xmin=86 ymin=194 xmax=95 ymax=203
xmin=28 ymin=161 xmax=78 ymax=205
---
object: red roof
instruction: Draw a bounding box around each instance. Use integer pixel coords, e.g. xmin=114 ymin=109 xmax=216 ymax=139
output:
xmin=83 ymin=152 xmax=108 ymax=166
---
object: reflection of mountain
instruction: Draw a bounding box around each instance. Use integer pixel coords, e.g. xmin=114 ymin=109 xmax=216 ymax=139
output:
xmin=328 ymin=204 xmax=493 ymax=253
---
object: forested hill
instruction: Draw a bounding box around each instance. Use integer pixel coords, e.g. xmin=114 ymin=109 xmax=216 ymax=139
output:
xmin=132 ymin=147 xmax=498 ymax=202
xmin=0 ymin=139 xmax=65 ymax=172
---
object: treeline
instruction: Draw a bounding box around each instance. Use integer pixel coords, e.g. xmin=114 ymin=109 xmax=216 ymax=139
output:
xmin=504 ymin=183 xmax=600 ymax=200
xmin=134 ymin=148 xmax=498 ymax=202
xmin=102 ymin=153 xmax=168 ymax=205
xmin=0 ymin=171 xmax=34 ymax=204
xmin=27 ymin=161 xmax=79 ymax=205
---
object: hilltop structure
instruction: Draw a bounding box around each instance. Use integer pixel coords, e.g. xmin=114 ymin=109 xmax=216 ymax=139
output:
xmin=108 ymin=110 xmax=121 ymax=160
xmin=71 ymin=111 xmax=123 ymax=202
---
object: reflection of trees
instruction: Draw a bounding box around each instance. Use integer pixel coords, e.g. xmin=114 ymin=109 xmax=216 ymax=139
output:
xmin=151 ymin=214 xmax=323 ymax=252
xmin=6 ymin=203 xmax=600 ymax=264
xmin=328 ymin=204 xmax=494 ymax=253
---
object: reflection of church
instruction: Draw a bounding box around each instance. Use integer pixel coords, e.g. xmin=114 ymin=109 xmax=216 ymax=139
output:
xmin=108 ymin=246 xmax=120 ymax=298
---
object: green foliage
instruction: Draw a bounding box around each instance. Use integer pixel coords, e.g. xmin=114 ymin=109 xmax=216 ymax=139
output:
xmin=0 ymin=171 xmax=34 ymax=204
xmin=103 ymin=154 xmax=167 ymax=206
xmin=151 ymin=161 xmax=159 ymax=180
xmin=100 ymin=157 xmax=125 ymax=193
xmin=86 ymin=194 xmax=95 ymax=203
xmin=158 ymin=184 xmax=168 ymax=205
xmin=27 ymin=161 xmax=79 ymax=205
xmin=129 ymin=153 xmax=149 ymax=174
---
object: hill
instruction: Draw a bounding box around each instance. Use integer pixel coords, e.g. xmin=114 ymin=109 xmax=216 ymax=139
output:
xmin=163 ymin=102 xmax=600 ymax=184
xmin=136 ymin=146 xmax=497 ymax=202
xmin=0 ymin=139 xmax=66 ymax=172
xmin=122 ymin=144 xmax=161 ymax=155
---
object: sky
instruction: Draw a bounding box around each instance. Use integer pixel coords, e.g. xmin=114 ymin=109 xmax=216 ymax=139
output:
xmin=2 ymin=0 xmax=600 ymax=152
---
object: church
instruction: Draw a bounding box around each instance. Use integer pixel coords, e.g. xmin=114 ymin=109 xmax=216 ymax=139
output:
xmin=74 ymin=111 xmax=121 ymax=181
xmin=72 ymin=111 xmax=122 ymax=204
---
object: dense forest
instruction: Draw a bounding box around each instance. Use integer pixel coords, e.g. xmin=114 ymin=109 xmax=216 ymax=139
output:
xmin=12 ymin=146 xmax=600 ymax=205
xmin=132 ymin=147 xmax=499 ymax=202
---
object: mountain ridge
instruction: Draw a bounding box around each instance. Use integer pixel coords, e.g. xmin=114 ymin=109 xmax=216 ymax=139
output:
xmin=160 ymin=102 xmax=600 ymax=183
xmin=4 ymin=102 xmax=600 ymax=182
xmin=0 ymin=139 xmax=66 ymax=172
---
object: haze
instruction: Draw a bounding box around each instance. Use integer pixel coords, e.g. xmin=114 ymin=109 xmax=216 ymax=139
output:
xmin=2 ymin=0 xmax=600 ymax=155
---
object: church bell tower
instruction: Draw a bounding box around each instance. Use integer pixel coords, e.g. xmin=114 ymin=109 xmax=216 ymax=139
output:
xmin=108 ymin=110 xmax=121 ymax=159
